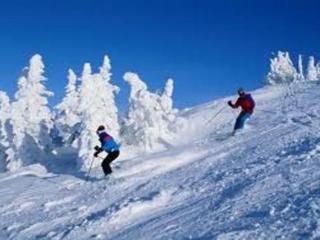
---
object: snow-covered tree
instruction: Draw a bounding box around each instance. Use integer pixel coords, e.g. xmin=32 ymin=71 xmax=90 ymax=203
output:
xmin=160 ymin=78 xmax=174 ymax=114
xmin=159 ymin=78 xmax=186 ymax=134
xmin=317 ymin=63 xmax=320 ymax=80
xmin=297 ymin=55 xmax=305 ymax=81
xmin=76 ymin=63 xmax=95 ymax=170
xmin=54 ymin=69 xmax=80 ymax=145
xmin=96 ymin=55 xmax=120 ymax=138
xmin=0 ymin=91 xmax=10 ymax=171
xmin=265 ymin=51 xmax=299 ymax=85
xmin=123 ymin=72 xmax=180 ymax=152
xmin=77 ymin=55 xmax=120 ymax=170
xmin=6 ymin=54 xmax=53 ymax=171
xmin=306 ymin=56 xmax=318 ymax=81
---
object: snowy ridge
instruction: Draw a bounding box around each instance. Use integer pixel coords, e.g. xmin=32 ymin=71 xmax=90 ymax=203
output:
xmin=1 ymin=82 xmax=320 ymax=239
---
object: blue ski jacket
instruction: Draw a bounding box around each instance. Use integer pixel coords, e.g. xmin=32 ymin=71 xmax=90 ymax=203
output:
xmin=98 ymin=131 xmax=120 ymax=153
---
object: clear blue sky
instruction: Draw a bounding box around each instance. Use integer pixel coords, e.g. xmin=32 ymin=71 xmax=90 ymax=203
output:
xmin=0 ymin=0 xmax=319 ymax=113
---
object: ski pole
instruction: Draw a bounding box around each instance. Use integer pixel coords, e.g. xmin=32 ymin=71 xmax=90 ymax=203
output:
xmin=206 ymin=106 xmax=225 ymax=125
xmin=86 ymin=157 xmax=95 ymax=181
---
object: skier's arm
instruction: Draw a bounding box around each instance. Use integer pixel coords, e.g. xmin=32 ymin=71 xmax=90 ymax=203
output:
xmin=228 ymin=98 xmax=240 ymax=109
xmin=228 ymin=100 xmax=237 ymax=108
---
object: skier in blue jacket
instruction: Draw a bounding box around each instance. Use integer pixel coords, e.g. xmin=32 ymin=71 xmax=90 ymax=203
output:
xmin=94 ymin=125 xmax=120 ymax=176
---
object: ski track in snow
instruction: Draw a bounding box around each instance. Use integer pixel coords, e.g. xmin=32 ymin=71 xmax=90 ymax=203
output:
xmin=1 ymin=83 xmax=320 ymax=239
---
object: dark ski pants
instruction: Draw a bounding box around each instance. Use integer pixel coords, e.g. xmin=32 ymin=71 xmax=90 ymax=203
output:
xmin=234 ymin=112 xmax=251 ymax=130
xmin=101 ymin=150 xmax=120 ymax=175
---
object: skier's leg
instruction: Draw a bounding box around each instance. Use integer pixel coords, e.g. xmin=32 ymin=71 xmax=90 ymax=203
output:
xmin=234 ymin=112 xmax=251 ymax=131
xmin=234 ymin=112 xmax=244 ymax=130
xmin=101 ymin=151 xmax=120 ymax=175
xmin=102 ymin=163 xmax=112 ymax=175
xmin=241 ymin=113 xmax=251 ymax=128
xmin=102 ymin=155 xmax=113 ymax=175
xmin=107 ymin=150 xmax=120 ymax=164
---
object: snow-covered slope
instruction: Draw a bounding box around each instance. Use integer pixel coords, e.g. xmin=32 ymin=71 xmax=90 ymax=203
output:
xmin=1 ymin=82 xmax=320 ymax=239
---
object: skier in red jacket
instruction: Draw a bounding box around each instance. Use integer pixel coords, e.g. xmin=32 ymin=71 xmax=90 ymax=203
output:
xmin=228 ymin=88 xmax=255 ymax=135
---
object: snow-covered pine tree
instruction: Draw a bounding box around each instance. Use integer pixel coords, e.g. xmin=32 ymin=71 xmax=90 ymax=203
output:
xmin=54 ymin=69 xmax=80 ymax=146
xmin=317 ymin=63 xmax=320 ymax=81
xmin=123 ymin=72 xmax=180 ymax=152
xmin=5 ymin=54 xmax=53 ymax=171
xmin=97 ymin=55 xmax=120 ymax=138
xmin=160 ymin=78 xmax=174 ymax=114
xmin=159 ymin=78 xmax=186 ymax=133
xmin=0 ymin=91 xmax=10 ymax=171
xmin=77 ymin=63 xmax=95 ymax=170
xmin=123 ymin=72 xmax=159 ymax=151
xmin=77 ymin=55 xmax=120 ymax=171
xmin=306 ymin=56 xmax=318 ymax=81
xmin=297 ymin=55 xmax=305 ymax=81
xmin=265 ymin=51 xmax=299 ymax=85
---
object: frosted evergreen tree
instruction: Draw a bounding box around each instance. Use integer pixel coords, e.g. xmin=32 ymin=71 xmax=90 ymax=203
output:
xmin=265 ymin=51 xmax=298 ymax=85
xmin=54 ymin=69 xmax=80 ymax=145
xmin=77 ymin=63 xmax=95 ymax=170
xmin=306 ymin=56 xmax=318 ymax=81
xmin=77 ymin=55 xmax=120 ymax=170
xmin=97 ymin=55 xmax=120 ymax=138
xmin=0 ymin=91 xmax=10 ymax=171
xmin=160 ymin=78 xmax=174 ymax=114
xmin=123 ymin=72 xmax=158 ymax=151
xmin=317 ymin=63 xmax=320 ymax=80
xmin=123 ymin=72 xmax=180 ymax=152
xmin=297 ymin=55 xmax=305 ymax=81
xmin=6 ymin=54 xmax=53 ymax=171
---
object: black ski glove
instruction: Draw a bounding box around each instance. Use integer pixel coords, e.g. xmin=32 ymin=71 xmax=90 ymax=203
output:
xmin=227 ymin=100 xmax=233 ymax=107
xmin=93 ymin=146 xmax=102 ymax=157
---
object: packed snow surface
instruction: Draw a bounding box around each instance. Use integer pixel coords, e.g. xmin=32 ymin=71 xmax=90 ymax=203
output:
xmin=1 ymin=83 xmax=320 ymax=239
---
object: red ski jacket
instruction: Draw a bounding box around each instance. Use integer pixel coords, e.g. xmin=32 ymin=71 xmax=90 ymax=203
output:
xmin=229 ymin=94 xmax=255 ymax=114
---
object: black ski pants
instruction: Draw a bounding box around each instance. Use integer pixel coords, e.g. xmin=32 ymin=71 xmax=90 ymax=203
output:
xmin=101 ymin=150 xmax=120 ymax=175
